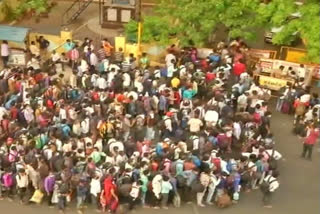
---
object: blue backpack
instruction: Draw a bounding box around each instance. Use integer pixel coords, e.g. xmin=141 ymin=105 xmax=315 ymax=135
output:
xmin=160 ymin=68 xmax=167 ymax=77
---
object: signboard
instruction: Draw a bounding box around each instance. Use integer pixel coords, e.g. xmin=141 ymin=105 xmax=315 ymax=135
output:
xmin=258 ymin=75 xmax=292 ymax=91
xmin=8 ymin=49 xmax=26 ymax=66
xmin=248 ymin=49 xmax=277 ymax=59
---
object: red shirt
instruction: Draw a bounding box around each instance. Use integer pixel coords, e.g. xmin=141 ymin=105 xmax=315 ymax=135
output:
xmin=233 ymin=62 xmax=246 ymax=76
xmin=10 ymin=107 xmax=18 ymax=120
xmin=304 ymin=128 xmax=320 ymax=145
xmin=206 ymin=72 xmax=216 ymax=82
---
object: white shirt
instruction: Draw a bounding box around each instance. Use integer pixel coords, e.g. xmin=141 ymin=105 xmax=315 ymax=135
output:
xmin=165 ymin=53 xmax=176 ymax=67
xmin=300 ymin=94 xmax=311 ymax=103
xmin=51 ymin=52 xmax=61 ymax=62
xmin=1 ymin=43 xmax=9 ymax=57
xmin=123 ymin=73 xmax=131 ymax=87
xmin=90 ymin=52 xmax=98 ymax=66
xmin=0 ymin=107 xmax=8 ymax=120
xmin=264 ymin=175 xmax=279 ymax=192
xmin=297 ymin=67 xmax=306 ymax=78
xmin=90 ymin=178 xmax=101 ymax=196
xmin=84 ymin=44 xmax=94 ymax=53
xmin=264 ymin=149 xmax=282 ymax=160
xmin=16 ymin=174 xmax=29 ymax=188
xmin=97 ymin=77 xmax=107 ymax=90
xmin=80 ymin=59 xmax=88 ymax=73
xmin=191 ymin=136 xmax=200 ymax=150
xmin=233 ymin=122 xmax=241 ymax=140
xmin=81 ymin=118 xmax=90 ymax=134
xmin=55 ymin=139 xmax=62 ymax=152
xmin=164 ymin=116 xmax=172 ymax=132
xmin=59 ymin=108 xmax=67 ymax=120
xmin=204 ymin=110 xmax=219 ymax=124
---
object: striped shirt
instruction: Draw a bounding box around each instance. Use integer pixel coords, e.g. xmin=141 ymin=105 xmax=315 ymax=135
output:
xmin=69 ymin=49 xmax=79 ymax=61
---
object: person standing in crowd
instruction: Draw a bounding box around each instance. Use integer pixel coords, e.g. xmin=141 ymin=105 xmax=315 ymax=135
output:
xmin=16 ymin=168 xmax=29 ymax=204
xmin=36 ymin=36 xmax=50 ymax=58
xmin=0 ymin=36 xmax=294 ymax=213
xmin=261 ymin=171 xmax=280 ymax=208
xmin=301 ymin=123 xmax=319 ymax=160
xmin=1 ymin=40 xmax=10 ymax=68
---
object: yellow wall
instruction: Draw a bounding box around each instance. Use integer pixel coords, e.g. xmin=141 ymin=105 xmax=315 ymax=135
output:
xmin=28 ymin=31 xmax=72 ymax=54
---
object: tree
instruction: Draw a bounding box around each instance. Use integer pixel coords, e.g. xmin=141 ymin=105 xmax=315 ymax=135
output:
xmin=125 ymin=0 xmax=319 ymax=62
xmin=258 ymin=0 xmax=320 ymax=63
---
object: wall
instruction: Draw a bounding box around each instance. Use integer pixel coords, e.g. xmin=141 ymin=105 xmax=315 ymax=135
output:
xmin=28 ymin=30 xmax=72 ymax=54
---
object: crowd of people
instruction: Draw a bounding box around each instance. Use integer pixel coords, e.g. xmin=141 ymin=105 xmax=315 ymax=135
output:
xmin=0 ymin=36 xmax=289 ymax=214
xmin=277 ymin=81 xmax=320 ymax=160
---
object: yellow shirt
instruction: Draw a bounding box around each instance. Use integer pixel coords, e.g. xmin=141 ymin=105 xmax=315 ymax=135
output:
xmin=30 ymin=45 xmax=40 ymax=56
xmin=171 ymin=77 xmax=180 ymax=88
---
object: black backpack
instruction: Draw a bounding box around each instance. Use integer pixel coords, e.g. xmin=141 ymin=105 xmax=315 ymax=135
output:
xmin=260 ymin=176 xmax=277 ymax=193
xmin=267 ymin=149 xmax=278 ymax=170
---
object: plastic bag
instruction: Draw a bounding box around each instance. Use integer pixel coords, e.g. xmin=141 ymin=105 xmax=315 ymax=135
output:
xmin=30 ymin=190 xmax=44 ymax=204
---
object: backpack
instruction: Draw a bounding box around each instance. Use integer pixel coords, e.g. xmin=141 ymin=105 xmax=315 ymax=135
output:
xmin=253 ymin=112 xmax=261 ymax=124
xmin=240 ymin=164 xmax=256 ymax=182
xmin=212 ymin=157 xmax=221 ymax=172
xmin=160 ymin=68 xmax=167 ymax=77
xmin=128 ymin=102 xmax=136 ymax=116
xmin=295 ymin=103 xmax=306 ymax=116
xmin=176 ymin=174 xmax=187 ymax=188
xmin=191 ymin=179 xmax=205 ymax=193
xmin=92 ymin=91 xmax=100 ymax=101
xmin=2 ymin=172 xmax=13 ymax=187
xmin=267 ymin=149 xmax=278 ymax=170
xmin=260 ymin=176 xmax=277 ymax=193
xmin=281 ymin=100 xmax=290 ymax=114
xmin=217 ymin=193 xmax=232 ymax=208
xmin=35 ymin=135 xmax=44 ymax=149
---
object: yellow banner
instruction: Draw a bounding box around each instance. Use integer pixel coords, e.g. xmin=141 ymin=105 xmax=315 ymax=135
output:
xmin=259 ymin=75 xmax=290 ymax=91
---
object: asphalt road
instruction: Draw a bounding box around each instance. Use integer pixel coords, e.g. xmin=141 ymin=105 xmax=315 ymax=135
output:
xmin=0 ymin=100 xmax=319 ymax=214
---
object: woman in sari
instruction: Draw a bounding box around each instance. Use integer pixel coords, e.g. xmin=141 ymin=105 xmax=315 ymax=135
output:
xmin=102 ymin=175 xmax=118 ymax=213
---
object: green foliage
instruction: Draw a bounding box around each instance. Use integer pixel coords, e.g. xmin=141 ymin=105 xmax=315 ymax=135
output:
xmin=12 ymin=0 xmax=49 ymax=19
xmin=259 ymin=0 xmax=320 ymax=63
xmin=1 ymin=3 xmax=16 ymax=21
xmin=124 ymin=15 xmax=173 ymax=44
xmin=124 ymin=0 xmax=319 ymax=62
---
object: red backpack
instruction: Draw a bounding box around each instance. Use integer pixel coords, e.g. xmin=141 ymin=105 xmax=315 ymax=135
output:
xmin=212 ymin=157 xmax=221 ymax=172
xmin=92 ymin=91 xmax=99 ymax=101
xmin=253 ymin=112 xmax=261 ymax=124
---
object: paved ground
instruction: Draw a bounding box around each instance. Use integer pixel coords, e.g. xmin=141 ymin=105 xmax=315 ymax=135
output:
xmin=0 ymin=100 xmax=319 ymax=213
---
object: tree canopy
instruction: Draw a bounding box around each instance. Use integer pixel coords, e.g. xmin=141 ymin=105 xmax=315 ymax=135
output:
xmin=125 ymin=0 xmax=320 ymax=63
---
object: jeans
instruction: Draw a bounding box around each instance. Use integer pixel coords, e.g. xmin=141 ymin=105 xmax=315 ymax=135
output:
xmin=161 ymin=193 xmax=169 ymax=207
xmin=18 ymin=187 xmax=27 ymax=201
xmin=91 ymin=194 xmax=99 ymax=209
xmin=77 ymin=195 xmax=86 ymax=209
xmin=58 ymin=196 xmax=66 ymax=210
xmin=262 ymin=191 xmax=272 ymax=206
xmin=302 ymin=144 xmax=314 ymax=159
xmin=276 ymin=99 xmax=284 ymax=112
xmin=141 ymin=191 xmax=147 ymax=206
xmin=47 ymin=192 xmax=53 ymax=206
xmin=129 ymin=196 xmax=139 ymax=210
xmin=1 ymin=56 xmax=9 ymax=67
